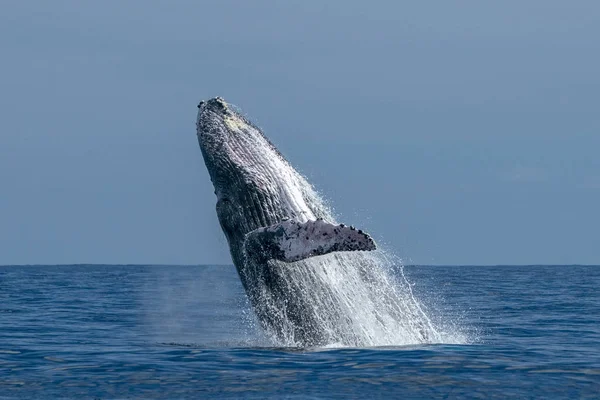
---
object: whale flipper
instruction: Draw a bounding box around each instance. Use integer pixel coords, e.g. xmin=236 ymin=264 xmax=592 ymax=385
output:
xmin=244 ymin=219 xmax=376 ymax=263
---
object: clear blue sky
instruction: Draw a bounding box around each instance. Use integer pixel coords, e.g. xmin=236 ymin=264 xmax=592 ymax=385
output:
xmin=1 ymin=1 xmax=598 ymax=265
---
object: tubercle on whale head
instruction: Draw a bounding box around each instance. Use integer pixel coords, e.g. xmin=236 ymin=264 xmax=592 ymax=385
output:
xmin=197 ymin=96 xmax=226 ymax=110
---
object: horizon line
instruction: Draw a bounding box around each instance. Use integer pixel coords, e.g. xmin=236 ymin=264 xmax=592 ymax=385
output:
xmin=1 ymin=263 xmax=599 ymax=268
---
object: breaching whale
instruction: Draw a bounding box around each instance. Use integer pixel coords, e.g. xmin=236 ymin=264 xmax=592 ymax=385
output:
xmin=196 ymin=97 xmax=436 ymax=347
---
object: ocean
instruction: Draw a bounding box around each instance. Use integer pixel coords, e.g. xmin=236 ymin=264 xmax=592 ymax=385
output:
xmin=0 ymin=264 xmax=598 ymax=399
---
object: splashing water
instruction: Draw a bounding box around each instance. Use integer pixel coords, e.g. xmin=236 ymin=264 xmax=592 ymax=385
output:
xmin=230 ymin=132 xmax=465 ymax=347
xmin=237 ymin=156 xmax=468 ymax=347
xmin=250 ymin=249 xmax=468 ymax=348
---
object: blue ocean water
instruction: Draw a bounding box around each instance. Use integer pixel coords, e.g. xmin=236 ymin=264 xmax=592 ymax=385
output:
xmin=0 ymin=265 xmax=599 ymax=399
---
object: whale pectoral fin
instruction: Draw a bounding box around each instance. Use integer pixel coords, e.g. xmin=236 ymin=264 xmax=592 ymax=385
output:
xmin=244 ymin=219 xmax=376 ymax=263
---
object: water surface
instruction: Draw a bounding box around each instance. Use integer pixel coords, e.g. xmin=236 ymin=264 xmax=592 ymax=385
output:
xmin=1 ymin=265 xmax=598 ymax=398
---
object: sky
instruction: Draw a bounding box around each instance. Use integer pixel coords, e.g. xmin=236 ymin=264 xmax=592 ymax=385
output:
xmin=1 ymin=1 xmax=599 ymax=265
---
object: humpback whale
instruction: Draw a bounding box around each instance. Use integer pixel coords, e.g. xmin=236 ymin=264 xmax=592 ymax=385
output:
xmin=196 ymin=97 xmax=437 ymax=347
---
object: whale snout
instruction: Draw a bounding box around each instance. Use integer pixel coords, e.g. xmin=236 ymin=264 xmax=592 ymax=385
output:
xmin=197 ymin=96 xmax=255 ymax=173
xmin=197 ymin=97 xmax=274 ymax=190
xmin=197 ymin=97 xmax=228 ymax=138
xmin=198 ymin=97 xmax=227 ymax=111
xmin=211 ymin=96 xmax=226 ymax=106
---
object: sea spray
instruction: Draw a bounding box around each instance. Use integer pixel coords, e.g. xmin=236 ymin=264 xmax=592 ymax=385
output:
xmin=251 ymin=248 xmax=464 ymax=347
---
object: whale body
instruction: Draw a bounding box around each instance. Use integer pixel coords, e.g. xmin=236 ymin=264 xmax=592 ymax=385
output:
xmin=196 ymin=97 xmax=435 ymax=346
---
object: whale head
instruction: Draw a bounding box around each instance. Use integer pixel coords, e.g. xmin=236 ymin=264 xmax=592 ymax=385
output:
xmin=196 ymin=97 xmax=320 ymax=252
